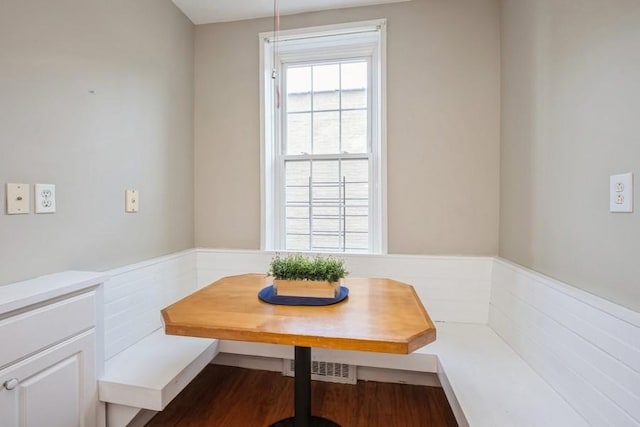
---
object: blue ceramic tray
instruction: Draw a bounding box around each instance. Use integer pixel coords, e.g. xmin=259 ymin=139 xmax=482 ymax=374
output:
xmin=258 ymin=285 xmax=349 ymax=306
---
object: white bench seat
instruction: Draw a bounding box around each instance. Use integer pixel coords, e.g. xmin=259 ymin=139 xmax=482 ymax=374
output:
xmin=216 ymin=322 xmax=589 ymax=426
xmin=99 ymin=329 xmax=219 ymax=427
xmin=426 ymin=322 xmax=589 ymax=427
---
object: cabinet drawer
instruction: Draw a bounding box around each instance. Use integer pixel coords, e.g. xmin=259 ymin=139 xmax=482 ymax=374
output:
xmin=0 ymin=292 xmax=95 ymax=368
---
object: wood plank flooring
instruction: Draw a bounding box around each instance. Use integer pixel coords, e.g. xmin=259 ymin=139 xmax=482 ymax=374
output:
xmin=146 ymin=365 xmax=458 ymax=427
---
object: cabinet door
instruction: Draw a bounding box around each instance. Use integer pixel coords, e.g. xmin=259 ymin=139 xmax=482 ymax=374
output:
xmin=0 ymin=330 xmax=96 ymax=427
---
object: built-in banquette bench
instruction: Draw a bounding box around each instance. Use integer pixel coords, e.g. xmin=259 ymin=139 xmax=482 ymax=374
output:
xmin=95 ymin=250 xmax=640 ymax=427
xmin=9 ymin=250 xmax=636 ymax=427
xmin=200 ymin=250 xmax=640 ymax=426
xmin=94 ymin=250 xmax=640 ymax=427
xmin=97 ymin=252 xmax=219 ymax=427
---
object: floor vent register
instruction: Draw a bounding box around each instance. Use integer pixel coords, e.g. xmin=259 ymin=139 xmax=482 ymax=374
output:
xmin=283 ymin=359 xmax=357 ymax=384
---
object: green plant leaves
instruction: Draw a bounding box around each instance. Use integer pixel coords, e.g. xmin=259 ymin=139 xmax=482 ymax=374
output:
xmin=268 ymin=254 xmax=348 ymax=282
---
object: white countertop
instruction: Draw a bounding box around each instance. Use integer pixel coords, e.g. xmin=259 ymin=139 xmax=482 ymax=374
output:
xmin=0 ymin=271 xmax=108 ymax=315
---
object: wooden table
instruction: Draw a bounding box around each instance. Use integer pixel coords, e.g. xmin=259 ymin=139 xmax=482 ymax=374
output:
xmin=161 ymin=274 xmax=436 ymax=427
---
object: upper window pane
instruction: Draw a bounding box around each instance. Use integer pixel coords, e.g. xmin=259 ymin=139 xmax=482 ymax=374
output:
xmin=287 ymin=112 xmax=311 ymax=154
xmin=341 ymin=110 xmax=368 ymax=153
xmin=287 ymin=66 xmax=311 ymax=112
xmin=286 ymin=61 xmax=370 ymax=156
xmin=313 ymin=111 xmax=339 ymax=154
xmin=341 ymin=62 xmax=368 ymax=109
xmin=313 ymin=64 xmax=340 ymax=111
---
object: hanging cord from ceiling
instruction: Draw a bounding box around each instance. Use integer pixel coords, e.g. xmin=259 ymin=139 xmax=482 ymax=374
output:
xmin=272 ymin=0 xmax=281 ymax=109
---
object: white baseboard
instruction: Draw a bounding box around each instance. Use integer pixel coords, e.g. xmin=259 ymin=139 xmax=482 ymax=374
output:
xmin=213 ymin=353 xmax=283 ymax=372
xmin=357 ymin=366 xmax=440 ymax=387
xmin=212 ymin=353 xmax=440 ymax=387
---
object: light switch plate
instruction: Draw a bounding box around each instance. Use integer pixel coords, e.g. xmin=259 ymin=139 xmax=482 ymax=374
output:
xmin=6 ymin=183 xmax=30 ymax=214
xmin=125 ymin=189 xmax=139 ymax=213
xmin=610 ymin=173 xmax=633 ymax=213
xmin=35 ymin=183 xmax=56 ymax=213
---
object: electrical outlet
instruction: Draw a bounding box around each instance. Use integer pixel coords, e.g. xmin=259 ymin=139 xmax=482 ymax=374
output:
xmin=610 ymin=173 xmax=633 ymax=213
xmin=35 ymin=184 xmax=56 ymax=213
xmin=125 ymin=189 xmax=139 ymax=213
xmin=6 ymin=183 xmax=30 ymax=214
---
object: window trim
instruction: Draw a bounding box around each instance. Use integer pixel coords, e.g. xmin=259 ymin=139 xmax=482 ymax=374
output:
xmin=259 ymin=20 xmax=387 ymax=254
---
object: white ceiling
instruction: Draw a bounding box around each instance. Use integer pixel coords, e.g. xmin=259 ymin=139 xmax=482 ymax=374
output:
xmin=172 ymin=0 xmax=411 ymax=25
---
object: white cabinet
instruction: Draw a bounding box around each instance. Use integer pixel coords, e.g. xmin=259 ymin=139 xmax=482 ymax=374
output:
xmin=0 ymin=330 xmax=96 ymax=427
xmin=0 ymin=273 xmax=105 ymax=427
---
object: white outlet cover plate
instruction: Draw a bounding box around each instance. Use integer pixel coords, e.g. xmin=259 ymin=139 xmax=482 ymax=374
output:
xmin=6 ymin=183 xmax=30 ymax=214
xmin=35 ymin=183 xmax=56 ymax=213
xmin=610 ymin=172 xmax=633 ymax=213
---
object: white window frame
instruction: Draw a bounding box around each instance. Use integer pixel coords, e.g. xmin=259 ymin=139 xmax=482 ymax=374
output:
xmin=260 ymin=19 xmax=387 ymax=254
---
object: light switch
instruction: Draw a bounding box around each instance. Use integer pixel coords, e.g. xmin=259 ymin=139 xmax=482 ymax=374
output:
xmin=125 ymin=189 xmax=139 ymax=213
xmin=6 ymin=183 xmax=30 ymax=214
xmin=610 ymin=173 xmax=633 ymax=213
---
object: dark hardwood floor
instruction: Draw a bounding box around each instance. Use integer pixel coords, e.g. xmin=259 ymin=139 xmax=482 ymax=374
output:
xmin=146 ymin=365 xmax=458 ymax=427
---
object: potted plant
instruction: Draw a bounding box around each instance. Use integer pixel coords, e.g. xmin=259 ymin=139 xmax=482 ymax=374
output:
xmin=268 ymin=254 xmax=348 ymax=298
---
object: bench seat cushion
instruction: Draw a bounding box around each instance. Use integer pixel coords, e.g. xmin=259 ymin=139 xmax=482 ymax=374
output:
xmin=99 ymin=329 xmax=219 ymax=411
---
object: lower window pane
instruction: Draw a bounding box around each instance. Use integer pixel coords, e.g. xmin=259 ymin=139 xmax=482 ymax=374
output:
xmin=283 ymin=157 xmax=371 ymax=253
xmin=287 ymin=218 xmax=309 ymax=235
xmin=345 ymin=215 xmax=368 ymax=233
xmin=312 ymin=160 xmax=339 ymax=184
xmin=312 ymin=185 xmax=340 ymax=202
xmin=286 ymin=187 xmax=309 ymax=204
xmin=313 ymin=206 xmax=340 ymax=218
xmin=286 ymin=161 xmax=310 ymax=186
xmin=313 ymin=218 xmax=341 ymax=233
xmin=286 ymin=206 xmax=308 ymax=219
xmin=312 ymin=234 xmax=341 ymax=251
xmin=287 ymin=234 xmax=310 ymax=251
xmin=346 ymin=232 xmax=369 ymax=251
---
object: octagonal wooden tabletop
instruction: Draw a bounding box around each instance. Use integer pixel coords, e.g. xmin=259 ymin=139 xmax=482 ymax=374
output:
xmin=161 ymin=274 xmax=436 ymax=354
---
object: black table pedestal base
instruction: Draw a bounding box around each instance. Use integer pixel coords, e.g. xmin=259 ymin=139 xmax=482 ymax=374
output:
xmin=269 ymin=346 xmax=341 ymax=427
xmin=270 ymin=416 xmax=340 ymax=427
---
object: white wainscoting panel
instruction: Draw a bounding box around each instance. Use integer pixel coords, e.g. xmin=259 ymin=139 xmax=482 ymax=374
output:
xmin=196 ymin=249 xmax=493 ymax=323
xmin=490 ymin=258 xmax=640 ymax=427
xmin=218 ymin=339 xmax=439 ymax=373
xmin=103 ymin=250 xmax=197 ymax=360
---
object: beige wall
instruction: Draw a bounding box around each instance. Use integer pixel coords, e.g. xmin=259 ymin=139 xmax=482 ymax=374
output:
xmin=0 ymin=0 xmax=195 ymax=285
xmin=500 ymin=0 xmax=640 ymax=311
xmin=194 ymin=0 xmax=501 ymax=255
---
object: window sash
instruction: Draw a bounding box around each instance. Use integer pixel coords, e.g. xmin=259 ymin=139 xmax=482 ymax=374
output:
xmin=282 ymin=155 xmax=372 ymax=252
xmin=282 ymin=58 xmax=372 ymax=157
xmin=278 ymin=58 xmax=372 ymax=252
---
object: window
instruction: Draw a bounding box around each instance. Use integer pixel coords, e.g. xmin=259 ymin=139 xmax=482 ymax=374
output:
xmin=261 ymin=20 xmax=386 ymax=254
